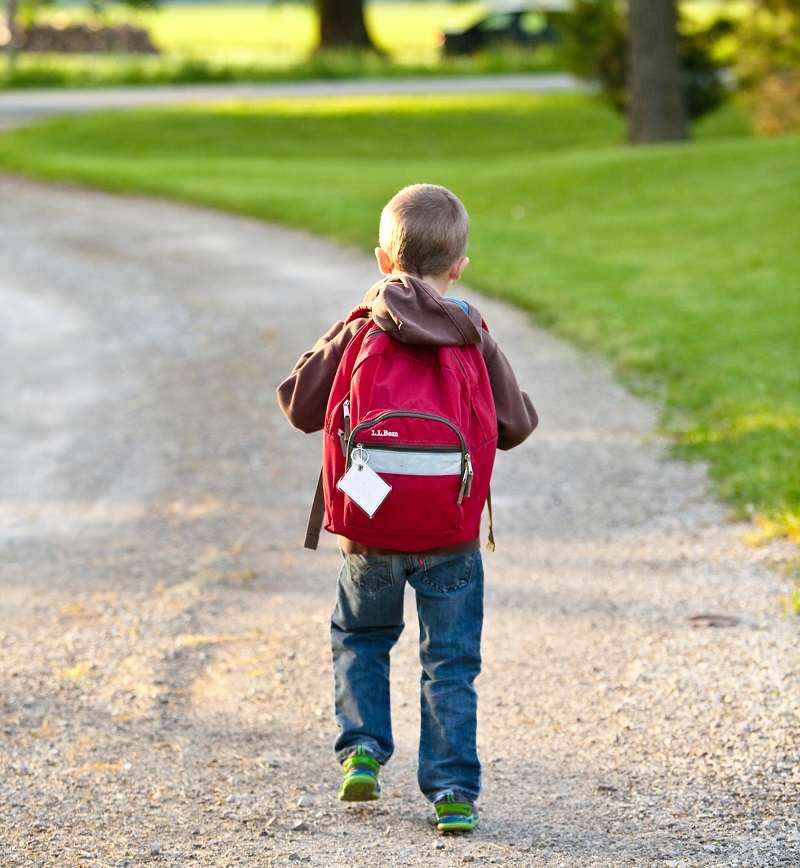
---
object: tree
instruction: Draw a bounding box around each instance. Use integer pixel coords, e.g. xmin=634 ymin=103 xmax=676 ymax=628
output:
xmin=563 ymin=1 xmax=730 ymax=142
xmin=316 ymin=0 xmax=379 ymax=53
xmin=627 ymin=0 xmax=688 ymax=143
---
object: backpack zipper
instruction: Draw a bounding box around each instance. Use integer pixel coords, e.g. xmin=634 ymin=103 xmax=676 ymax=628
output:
xmin=337 ymin=398 xmax=352 ymax=457
xmin=346 ymin=410 xmax=474 ymax=504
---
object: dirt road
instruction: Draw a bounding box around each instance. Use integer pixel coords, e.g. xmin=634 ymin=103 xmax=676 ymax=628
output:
xmin=1 ymin=174 xmax=797 ymax=867
xmin=0 ymin=74 xmax=579 ymax=130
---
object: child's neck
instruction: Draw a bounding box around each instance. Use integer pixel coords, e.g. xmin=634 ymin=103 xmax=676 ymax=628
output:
xmin=390 ymin=271 xmax=452 ymax=297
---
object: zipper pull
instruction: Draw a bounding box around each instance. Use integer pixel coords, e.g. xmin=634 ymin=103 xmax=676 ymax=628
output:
xmin=339 ymin=398 xmax=352 ymax=457
xmin=458 ymin=453 xmax=474 ymax=504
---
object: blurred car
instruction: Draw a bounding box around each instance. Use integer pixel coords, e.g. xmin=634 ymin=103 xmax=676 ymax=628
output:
xmin=438 ymin=2 xmax=571 ymax=56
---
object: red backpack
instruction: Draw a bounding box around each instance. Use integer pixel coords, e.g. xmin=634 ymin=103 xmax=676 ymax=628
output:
xmin=305 ymin=305 xmax=498 ymax=552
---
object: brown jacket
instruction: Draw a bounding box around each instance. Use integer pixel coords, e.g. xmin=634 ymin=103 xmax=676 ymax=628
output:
xmin=277 ymin=276 xmax=538 ymax=552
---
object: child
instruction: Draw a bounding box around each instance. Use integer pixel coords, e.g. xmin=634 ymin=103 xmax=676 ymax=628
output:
xmin=277 ymin=184 xmax=537 ymax=832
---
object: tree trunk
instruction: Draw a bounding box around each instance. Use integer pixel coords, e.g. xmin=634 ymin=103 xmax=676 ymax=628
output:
xmin=316 ymin=0 xmax=378 ymax=53
xmin=627 ymin=0 xmax=688 ymax=143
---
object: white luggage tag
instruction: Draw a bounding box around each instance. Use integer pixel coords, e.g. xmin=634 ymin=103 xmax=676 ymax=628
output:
xmin=337 ymin=445 xmax=391 ymax=518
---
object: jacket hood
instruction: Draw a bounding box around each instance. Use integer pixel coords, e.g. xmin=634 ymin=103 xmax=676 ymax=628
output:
xmin=363 ymin=276 xmax=484 ymax=347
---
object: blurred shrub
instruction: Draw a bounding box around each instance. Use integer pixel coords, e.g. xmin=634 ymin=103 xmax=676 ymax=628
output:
xmin=735 ymin=0 xmax=800 ymax=135
xmin=561 ymin=0 xmax=735 ymax=121
xmin=560 ymin=0 xmax=627 ymax=110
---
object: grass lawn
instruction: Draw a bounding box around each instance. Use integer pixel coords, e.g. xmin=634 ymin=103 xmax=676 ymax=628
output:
xmin=4 ymin=3 xmax=562 ymax=87
xmin=35 ymin=2 xmax=486 ymax=61
xmin=131 ymin=1 xmax=485 ymax=61
xmin=0 ymin=93 xmax=797 ymax=543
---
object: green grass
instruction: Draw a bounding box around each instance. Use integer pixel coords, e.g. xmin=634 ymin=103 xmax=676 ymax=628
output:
xmin=0 ymin=0 xmax=742 ymax=89
xmin=3 ymin=3 xmax=562 ymax=88
xmin=50 ymin=2 xmax=485 ymax=61
xmin=2 ymin=46 xmax=562 ymax=89
xmin=0 ymin=93 xmax=797 ymax=542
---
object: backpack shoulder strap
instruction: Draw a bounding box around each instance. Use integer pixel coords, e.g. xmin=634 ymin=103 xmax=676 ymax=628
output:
xmin=304 ymin=308 xmax=373 ymax=550
xmin=346 ymin=303 xmax=373 ymax=325
xmin=305 ymin=467 xmax=326 ymax=550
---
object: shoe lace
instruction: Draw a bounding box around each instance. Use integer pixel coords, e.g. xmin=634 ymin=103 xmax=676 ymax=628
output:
xmin=342 ymin=748 xmax=380 ymax=776
xmin=436 ymin=792 xmax=474 ymax=816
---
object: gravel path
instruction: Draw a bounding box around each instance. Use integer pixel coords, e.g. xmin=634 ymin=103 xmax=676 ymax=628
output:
xmin=1 ymin=174 xmax=797 ymax=867
xmin=0 ymin=74 xmax=579 ymax=130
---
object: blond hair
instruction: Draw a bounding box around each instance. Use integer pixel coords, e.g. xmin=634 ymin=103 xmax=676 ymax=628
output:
xmin=379 ymin=184 xmax=469 ymax=277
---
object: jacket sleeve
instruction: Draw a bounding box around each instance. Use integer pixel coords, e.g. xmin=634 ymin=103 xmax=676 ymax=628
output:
xmin=277 ymin=318 xmax=365 ymax=434
xmin=481 ymin=331 xmax=538 ymax=451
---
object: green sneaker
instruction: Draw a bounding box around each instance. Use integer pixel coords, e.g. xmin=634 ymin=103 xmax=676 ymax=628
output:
xmin=434 ymin=791 xmax=479 ymax=832
xmin=337 ymin=746 xmax=381 ymax=802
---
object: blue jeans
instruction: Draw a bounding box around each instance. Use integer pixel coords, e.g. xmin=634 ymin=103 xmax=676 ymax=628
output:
xmin=330 ymin=550 xmax=484 ymax=803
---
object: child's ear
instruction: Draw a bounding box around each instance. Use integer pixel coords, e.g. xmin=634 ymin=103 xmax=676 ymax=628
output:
xmin=375 ymin=247 xmax=393 ymax=275
xmin=449 ymin=257 xmax=469 ymax=282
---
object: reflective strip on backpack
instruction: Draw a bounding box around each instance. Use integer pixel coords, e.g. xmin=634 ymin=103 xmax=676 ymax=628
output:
xmin=359 ymin=448 xmax=462 ymax=477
